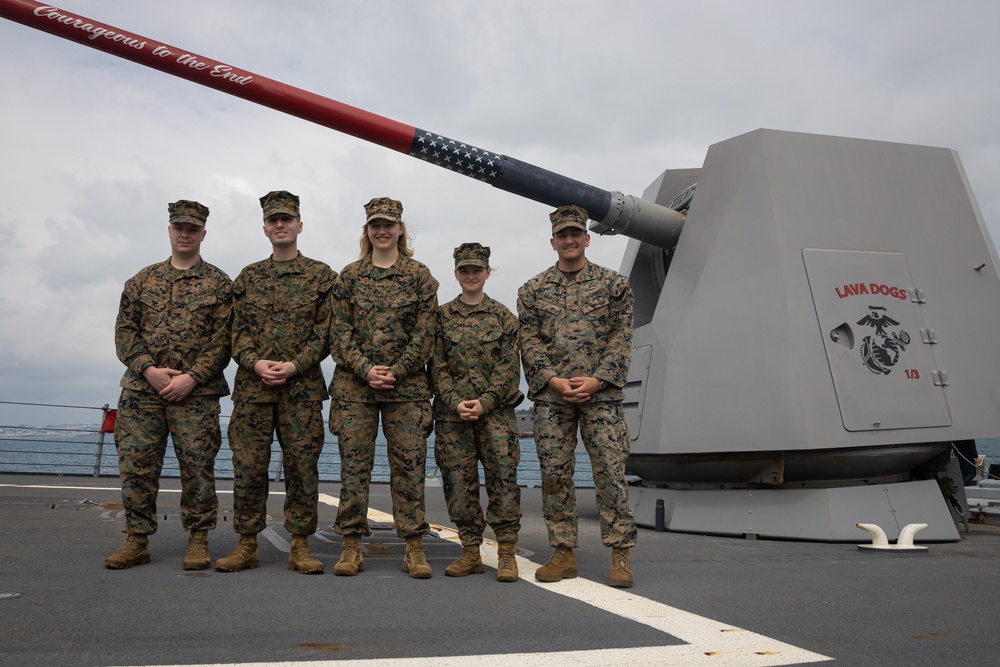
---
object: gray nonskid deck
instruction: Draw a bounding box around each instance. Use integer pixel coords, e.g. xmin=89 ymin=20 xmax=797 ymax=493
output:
xmin=1 ymin=474 xmax=998 ymax=666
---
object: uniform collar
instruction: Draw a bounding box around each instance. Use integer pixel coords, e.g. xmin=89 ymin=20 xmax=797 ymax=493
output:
xmin=546 ymin=259 xmax=594 ymax=284
xmin=445 ymin=293 xmax=493 ymax=316
xmin=268 ymin=251 xmax=306 ymax=275
xmin=359 ymin=254 xmax=405 ymax=278
xmin=155 ymin=257 xmax=206 ymax=279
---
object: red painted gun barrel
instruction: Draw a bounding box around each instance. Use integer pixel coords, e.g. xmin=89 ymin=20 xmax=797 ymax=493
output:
xmin=0 ymin=0 xmax=686 ymax=247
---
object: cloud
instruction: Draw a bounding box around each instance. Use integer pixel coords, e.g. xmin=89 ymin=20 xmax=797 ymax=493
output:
xmin=2 ymin=0 xmax=999 ymax=423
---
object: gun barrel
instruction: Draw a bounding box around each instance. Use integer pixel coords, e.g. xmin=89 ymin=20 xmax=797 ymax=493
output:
xmin=0 ymin=0 xmax=684 ymax=242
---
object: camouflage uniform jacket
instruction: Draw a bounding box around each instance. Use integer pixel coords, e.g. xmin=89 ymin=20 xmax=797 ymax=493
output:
xmin=330 ymin=255 xmax=438 ymax=402
xmin=430 ymin=294 xmax=524 ymax=421
xmin=115 ymin=258 xmax=232 ymax=396
xmin=517 ymin=260 xmax=633 ymax=403
xmin=231 ymin=253 xmax=336 ymax=403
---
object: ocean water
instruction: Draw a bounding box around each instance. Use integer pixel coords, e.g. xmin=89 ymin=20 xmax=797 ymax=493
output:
xmin=969 ymin=437 xmax=1000 ymax=477
xmin=0 ymin=426 xmax=595 ymax=489
xmin=3 ymin=424 xmax=999 ymax=488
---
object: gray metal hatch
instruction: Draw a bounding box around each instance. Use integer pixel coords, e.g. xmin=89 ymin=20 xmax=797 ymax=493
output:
xmin=803 ymin=248 xmax=951 ymax=431
xmin=623 ymin=345 xmax=651 ymax=440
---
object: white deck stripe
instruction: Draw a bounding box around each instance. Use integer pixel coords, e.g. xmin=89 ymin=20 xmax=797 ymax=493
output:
xmin=1 ymin=483 xmax=241 ymax=495
xmin=4 ymin=483 xmax=831 ymax=665
xmin=112 ymin=645 xmax=831 ymax=667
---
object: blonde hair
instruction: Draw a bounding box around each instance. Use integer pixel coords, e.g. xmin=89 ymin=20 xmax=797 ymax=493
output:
xmin=359 ymin=219 xmax=414 ymax=258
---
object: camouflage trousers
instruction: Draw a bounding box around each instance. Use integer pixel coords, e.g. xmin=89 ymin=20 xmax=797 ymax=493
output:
xmin=114 ymin=389 xmax=222 ymax=535
xmin=533 ymin=400 xmax=637 ymax=549
xmin=434 ymin=410 xmax=522 ymax=545
xmin=331 ymin=399 xmax=432 ymax=539
xmin=228 ymin=397 xmax=324 ymax=536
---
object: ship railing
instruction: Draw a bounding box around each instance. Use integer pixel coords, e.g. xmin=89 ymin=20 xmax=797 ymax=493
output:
xmin=0 ymin=399 xmax=332 ymax=482
xmin=950 ymin=442 xmax=997 ymax=486
xmin=0 ymin=399 xmax=563 ymax=487
xmin=0 ymin=400 xmax=112 ymax=478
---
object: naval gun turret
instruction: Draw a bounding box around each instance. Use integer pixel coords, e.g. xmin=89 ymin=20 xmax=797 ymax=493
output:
xmin=621 ymin=130 xmax=1000 ymax=541
xmin=6 ymin=0 xmax=1000 ymax=542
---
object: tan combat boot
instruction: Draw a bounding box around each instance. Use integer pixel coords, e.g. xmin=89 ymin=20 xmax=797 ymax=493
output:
xmin=535 ymin=545 xmax=576 ymax=582
xmin=496 ymin=542 xmax=519 ymax=583
xmin=214 ymin=534 xmax=259 ymax=572
xmin=334 ymin=535 xmax=365 ymax=576
xmin=288 ymin=535 xmax=324 ymax=574
xmin=182 ymin=530 xmax=211 ymax=570
xmin=610 ymin=547 xmax=633 ymax=588
xmin=402 ymin=535 xmax=432 ymax=579
xmin=444 ymin=545 xmax=484 ymax=577
xmin=104 ymin=534 xmax=151 ymax=569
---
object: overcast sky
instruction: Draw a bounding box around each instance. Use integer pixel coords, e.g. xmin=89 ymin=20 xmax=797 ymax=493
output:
xmin=2 ymin=0 xmax=999 ymax=426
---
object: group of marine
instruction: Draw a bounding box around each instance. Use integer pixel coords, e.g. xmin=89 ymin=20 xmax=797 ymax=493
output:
xmin=104 ymin=189 xmax=637 ymax=589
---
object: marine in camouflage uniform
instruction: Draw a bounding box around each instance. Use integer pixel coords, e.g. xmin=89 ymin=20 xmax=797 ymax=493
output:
xmin=107 ymin=199 xmax=231 ymax=571
xmin=216 ymin=190 xmax=335 ymax=575
xmin=517 ymin=204 xmax=637 ymax=588
xmin=329 ymin=197 xmax=438 ymax=578
xmin=431 ymin=243 xmax=523 ymax=581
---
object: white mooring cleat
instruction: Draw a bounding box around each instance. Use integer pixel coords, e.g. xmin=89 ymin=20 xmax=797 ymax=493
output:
xmin=856 ymin=522 xmax=928 ymax=553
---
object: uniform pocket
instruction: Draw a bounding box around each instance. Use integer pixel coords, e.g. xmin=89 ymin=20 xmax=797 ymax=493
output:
xmin=479 ymin=327 xmax=503 ymax=344
xmin=535 ymin=300 xmax=563 ymax=317
xmin=328 ymin=398 xmax=343 ymax=436
xmin=419 ymin=400 xmax=433 ymax=438
xmin=581 ymin=287 xmax=610 ymax=314
xmin=531 ymin=300 xmax=562 ymax=342
xmin=445 ymin=326 xmax=467 ymax=344
xmin=582 ymin=288 xmax=610 ymax=329
xmin=184 ymin=293 xmax=218 ymax=311
xmin=353 ymin=294 xmax=377 ymax=324
xmin=139 ymin=293 xmax=168 ymax=312
xmin=287 ymin=290 xmax=319 ymax=314
xmin=387 ymin=291 xmax=420 ymax=328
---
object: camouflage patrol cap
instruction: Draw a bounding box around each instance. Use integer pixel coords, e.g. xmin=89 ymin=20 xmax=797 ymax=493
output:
xmin=168 ymin=200 xmax=210 ymax=227
xmin=453 ymin=242 xmax=491 ymax=269
xmin=550 ymin=205 xmax=588 ymax=234
xmin=364 ymin=197 xmax=403 ymax=224
xmin=259 ymin=190 xmax=300 ymax=218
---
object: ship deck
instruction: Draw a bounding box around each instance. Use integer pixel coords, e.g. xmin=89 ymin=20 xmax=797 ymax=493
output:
xmin=1 ymin=473 xmax=998 ymax=666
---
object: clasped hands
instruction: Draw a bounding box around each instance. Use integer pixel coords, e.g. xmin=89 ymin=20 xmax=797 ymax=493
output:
xmin=548 ymin=376 xmax=601 ymax=404
xmin=253 ymin=359 xmax=299 ymax=386
xmin=142 ymin=366 xmax=198 ymax=402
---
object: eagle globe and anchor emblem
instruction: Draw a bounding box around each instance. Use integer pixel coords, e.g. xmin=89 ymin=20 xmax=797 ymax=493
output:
xmin=857 ymin=305 xmax=911 ymax=375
